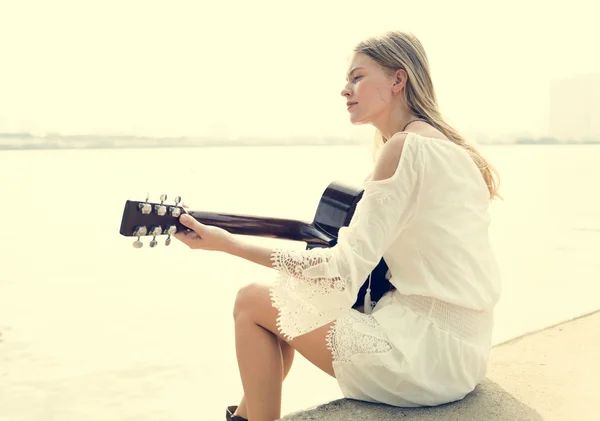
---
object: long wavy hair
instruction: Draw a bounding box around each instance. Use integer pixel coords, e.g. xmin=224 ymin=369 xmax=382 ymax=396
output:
xmin=354 ymin=31 xmax=501 ymax=200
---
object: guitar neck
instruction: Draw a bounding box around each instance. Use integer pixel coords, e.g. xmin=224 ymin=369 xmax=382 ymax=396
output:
xmin=189 ymin=210 xmax=334 ymax=246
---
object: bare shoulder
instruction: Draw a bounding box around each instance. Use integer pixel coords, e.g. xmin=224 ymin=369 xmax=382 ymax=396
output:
xmin=404 ymin=120 xmax=449 ymax=141
xmin=371 ymin=132 xmax=410 ymax=182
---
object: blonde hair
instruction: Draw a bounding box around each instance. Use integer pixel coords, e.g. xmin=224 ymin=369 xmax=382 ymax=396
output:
xmin=354 ymin=31 xmax=501 ymax=200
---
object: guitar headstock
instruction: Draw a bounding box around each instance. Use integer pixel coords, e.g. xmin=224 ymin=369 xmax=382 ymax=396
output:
xmin=119 ymin=193 xmax=188 ymax=248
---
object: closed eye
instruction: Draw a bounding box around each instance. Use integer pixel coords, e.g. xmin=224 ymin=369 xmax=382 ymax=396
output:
xmin=352 ymin=75 xmax=363 ymax=83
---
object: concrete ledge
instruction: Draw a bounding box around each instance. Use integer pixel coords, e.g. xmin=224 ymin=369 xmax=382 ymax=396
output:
xmin=279 ymin=379 xmax=542 ymax=420
xmin=279 ymin=310 xmax=600 ymax=421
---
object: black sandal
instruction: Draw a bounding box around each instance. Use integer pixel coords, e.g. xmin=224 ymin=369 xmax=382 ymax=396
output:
xmin=226 ymin=405 xmax=248 ymax=421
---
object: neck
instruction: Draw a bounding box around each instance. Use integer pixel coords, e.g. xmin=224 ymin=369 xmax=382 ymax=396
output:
xmin=374 ymin=102 xmax=419 ymax=141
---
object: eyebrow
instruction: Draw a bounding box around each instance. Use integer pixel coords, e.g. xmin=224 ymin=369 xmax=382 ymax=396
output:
xmin=346 ymin=66 xmax=366 ymax=81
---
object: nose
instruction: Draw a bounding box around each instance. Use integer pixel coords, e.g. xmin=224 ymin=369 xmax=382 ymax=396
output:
xmin=341 ymin=84 xmax=352 ymax=98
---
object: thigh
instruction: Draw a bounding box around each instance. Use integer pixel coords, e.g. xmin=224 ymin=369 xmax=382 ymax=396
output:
xmin=236 ymin=282 xmax=336 ymax=378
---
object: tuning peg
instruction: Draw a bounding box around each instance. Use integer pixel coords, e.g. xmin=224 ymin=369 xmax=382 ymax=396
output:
xmin=165 ymin=225 xmax=177 ymax=246
xmin=149 ymin=226 xmax=162 ymax=248
xmin=153 ymin=194 xmax=168 ymax=216
xmin=170 ymin=196 xmax=183 ymax=217
xmin=139 ymin=193 xmax=152 ymax=214
xmin=132 ymin=225 xmax=148 ymax=248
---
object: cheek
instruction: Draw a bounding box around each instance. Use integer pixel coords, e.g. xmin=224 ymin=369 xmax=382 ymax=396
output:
xmin=356 ymin=82 xmax=389 ymax=113
xmin=355 ymin=82 xmax=373 ymax=100
xmin=357 ymin=82 xmax=387 ymax=105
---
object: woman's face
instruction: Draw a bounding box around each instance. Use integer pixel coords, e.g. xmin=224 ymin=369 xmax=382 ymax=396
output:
xmin=341 ymin=53 xmax=395 ymax=125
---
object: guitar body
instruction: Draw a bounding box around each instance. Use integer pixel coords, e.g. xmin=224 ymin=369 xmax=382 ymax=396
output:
xmin=119 ymin=181 xmax=394 ymax=310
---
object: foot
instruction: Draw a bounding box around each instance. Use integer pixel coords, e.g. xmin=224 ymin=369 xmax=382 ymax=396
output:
xmin=226 ymin=405 xmax=248 ymax=421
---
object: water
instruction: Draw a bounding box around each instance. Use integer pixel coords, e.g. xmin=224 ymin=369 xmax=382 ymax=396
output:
xmin=0 ymin=144 xmax=598 ymax=420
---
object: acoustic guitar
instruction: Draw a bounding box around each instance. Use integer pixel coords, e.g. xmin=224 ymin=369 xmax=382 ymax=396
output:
xmin=118 ymin=181 xmax=393 ymax=310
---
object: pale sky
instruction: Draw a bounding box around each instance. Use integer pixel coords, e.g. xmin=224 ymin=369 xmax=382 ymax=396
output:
xmin=1 ymin=0 xmax=598 ymax=139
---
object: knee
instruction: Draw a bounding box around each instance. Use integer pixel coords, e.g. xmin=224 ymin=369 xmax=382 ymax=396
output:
xmin=233 ymin=282 xmax=268 ymax=320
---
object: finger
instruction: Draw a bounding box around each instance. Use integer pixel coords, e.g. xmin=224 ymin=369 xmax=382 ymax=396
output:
xmin=173 ymin=230 xmax=200 ymax=245
xmin=174 ymin=231 xmax=191 ymax=240
xmin=179 ymin=214 xmax=204 ymax=232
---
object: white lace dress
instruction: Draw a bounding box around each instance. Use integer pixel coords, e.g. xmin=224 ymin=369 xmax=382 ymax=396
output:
xmin=269 ymin=132 xmax=502 ymax=407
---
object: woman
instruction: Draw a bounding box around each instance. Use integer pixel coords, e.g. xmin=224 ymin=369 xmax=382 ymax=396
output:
xmin=175 ymin=30 xmax=502 ymax=421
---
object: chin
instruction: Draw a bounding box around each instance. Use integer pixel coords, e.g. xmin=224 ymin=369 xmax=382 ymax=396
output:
xmin=348 ymin=109 xmax=372 ymax=125
xmin=349 ymin=115 xmax=370 ymax=125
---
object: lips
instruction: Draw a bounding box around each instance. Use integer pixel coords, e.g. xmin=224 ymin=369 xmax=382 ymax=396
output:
xmin=347 ymin=102 xmax=357 ymax=109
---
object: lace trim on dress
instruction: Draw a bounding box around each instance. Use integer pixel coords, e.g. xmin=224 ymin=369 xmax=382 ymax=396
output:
xmin=270 ymin=247 xmax=351 ymax=341
xmin=326 ymin=310 xmax=392 ymax=363
xmin=391 ymin=293 xmax=494 ymax=343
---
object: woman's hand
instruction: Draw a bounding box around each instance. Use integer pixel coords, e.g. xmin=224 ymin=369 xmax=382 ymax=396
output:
xmin=173 ymin=213 xmax=235 ymax=252
xmin=172 ymin=203 xmax=275 ymax=269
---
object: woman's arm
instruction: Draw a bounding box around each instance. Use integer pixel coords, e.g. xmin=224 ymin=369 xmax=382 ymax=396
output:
xmin=222 ymin=236 xmax=275 ymax=269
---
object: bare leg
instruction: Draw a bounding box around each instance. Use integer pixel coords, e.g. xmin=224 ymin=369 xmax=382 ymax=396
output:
xmin=232 ymin=283 xmax=335 ymax=421
xmin=234 ymin=339 xmax=294 ymax=419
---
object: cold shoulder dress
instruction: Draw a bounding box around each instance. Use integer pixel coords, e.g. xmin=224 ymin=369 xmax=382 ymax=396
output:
xmin=268 ymin=131 xmax=502 ymax=407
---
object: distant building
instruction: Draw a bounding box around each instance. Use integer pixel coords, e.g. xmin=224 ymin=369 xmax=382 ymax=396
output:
xmin=549 ymin=73 xmax=600 ymax=142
